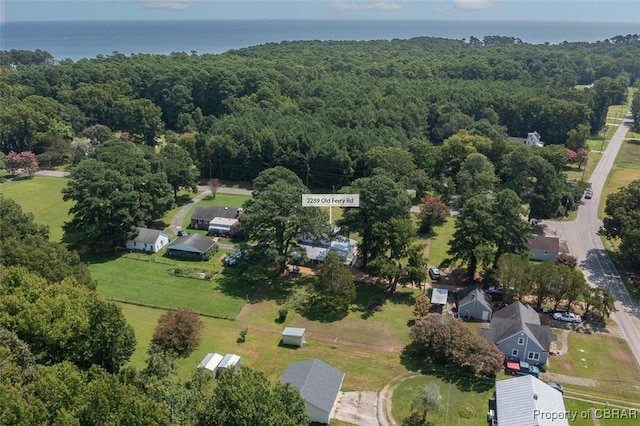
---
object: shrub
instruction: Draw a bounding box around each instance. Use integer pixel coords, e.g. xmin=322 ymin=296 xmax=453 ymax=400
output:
xmin=278 ymin=308 xmax=288 ymax=322
xmin=238 ymin=327 xmax=248 ymax=343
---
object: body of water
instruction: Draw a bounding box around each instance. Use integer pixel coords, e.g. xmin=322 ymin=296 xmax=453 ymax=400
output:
xmin=2 ymin=19 xmax=638 ymax=61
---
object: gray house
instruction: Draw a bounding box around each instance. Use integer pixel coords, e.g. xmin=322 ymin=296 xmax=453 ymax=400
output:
xmin=528 ymin=236 xmax=560 ymax=261
xmin=458 ymin=285 xmax=492 ymax=322
xmin=280 ymin=358 xmax=344 ymax=424
xmin=479 ymin=301 xmax=556 ymax=365
xmin=165 ymin=234 xmax=217 ymax=259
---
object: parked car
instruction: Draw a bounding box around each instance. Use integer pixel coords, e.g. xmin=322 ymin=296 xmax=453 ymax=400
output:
xmin=553 ymin=311 xmax=582 ymax=323
xmin=177 ymin=230 xmax=189 ymax=237
xmin=546 ymin=382 xmax=564 ymax=394
xmin=487 ymin=285 xmax=504 ymax=295
xmin=584 ymin=189 xmax=593 ymax=199
xmin=428 ymin=267 xmax=441 ymax=280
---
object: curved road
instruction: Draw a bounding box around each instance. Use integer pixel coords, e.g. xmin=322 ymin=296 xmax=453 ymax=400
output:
xmin=544 ymin=111 xmax=640 ymax=367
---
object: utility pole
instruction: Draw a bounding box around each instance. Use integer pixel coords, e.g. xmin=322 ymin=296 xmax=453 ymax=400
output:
xmin=306 ymin=163 xmax=310 ymax=189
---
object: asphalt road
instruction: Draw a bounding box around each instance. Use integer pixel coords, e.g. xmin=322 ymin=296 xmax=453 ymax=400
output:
xmin=543 ymin=111 xmax=640 ymax=367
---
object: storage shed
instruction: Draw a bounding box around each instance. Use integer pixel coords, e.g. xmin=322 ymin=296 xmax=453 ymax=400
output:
xmin=197 ymin=352 xmax=224 ymax=373
xmin=215 ymin=353 xmax=241 ymax=376
xmin=282 ymin=327 xmax=306 ymax=347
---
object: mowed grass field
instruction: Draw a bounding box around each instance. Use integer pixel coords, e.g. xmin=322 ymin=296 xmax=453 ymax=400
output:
xmin=90 ymin=252 xmax=249 ymax=319
xmin=548 ymin=331 xmax=640 ymax=403
xmin=0 ymin=176 xmax=72 ymax=241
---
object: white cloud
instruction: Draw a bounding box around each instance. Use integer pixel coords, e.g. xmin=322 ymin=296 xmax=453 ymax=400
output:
xmin=142 ymin=0 xmax=195 ymax=10
xmin=334 ymin=0 xmax=401 ymax=12
xmin=452 ymin=0 xmax=499 ymax=10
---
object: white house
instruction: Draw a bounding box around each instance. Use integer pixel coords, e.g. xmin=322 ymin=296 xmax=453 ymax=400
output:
xmin=125 ymin=228 xmax=170 ymax=253
xmin=282 ymin=327 xmax=306 ymax=347
xmin=526 ymin=131 xmax=544 ymax=147
xmin=281 ymin=359 xmax=345 ymax=424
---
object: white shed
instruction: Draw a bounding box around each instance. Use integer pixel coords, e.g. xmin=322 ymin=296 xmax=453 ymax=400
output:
xmin=215 ymin=353 xmax=241 ymax=376
xmin=282 ymin=327 xmax=306 ymax=347
xmin=197 ymin=352 xmax=224 ymax=373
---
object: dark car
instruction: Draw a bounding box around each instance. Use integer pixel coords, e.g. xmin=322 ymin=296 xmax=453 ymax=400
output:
xmin=177 ymin=230 xmax=189 ymax=237
xmin=428 ymin=267 xmax=441 ymax=280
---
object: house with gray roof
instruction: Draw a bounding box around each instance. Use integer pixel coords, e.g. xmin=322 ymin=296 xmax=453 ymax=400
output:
xmin=479 ymin=301 xmax=556 ymax=365
xmin=495 ymin=375 xmax=568 ymax=426
xmin=529 ymin=236 xmax=560 ymax=261
xmin=458 ymin=285 xmax=492 ymax=322
xmin=190 ymin=205 xmax=243 ymax=236
xmin=125 ymin=228 xmax=169 ymax=253
xmin=166 ymin=234 xmax=217 ymax=260
xmin=280 ymin=358 xmax=345 ymax=424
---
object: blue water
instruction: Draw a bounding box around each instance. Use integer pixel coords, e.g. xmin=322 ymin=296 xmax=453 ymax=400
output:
xmin=2 ymin=19 xmax=638 ymax=61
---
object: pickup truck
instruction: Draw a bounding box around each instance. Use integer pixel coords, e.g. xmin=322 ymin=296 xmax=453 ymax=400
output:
xmin=505 ymin=359 xmax=540 ymax=378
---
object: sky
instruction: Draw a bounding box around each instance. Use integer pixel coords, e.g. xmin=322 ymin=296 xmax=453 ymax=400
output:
xmin=1 ymin=0 xmax=639 ymax=23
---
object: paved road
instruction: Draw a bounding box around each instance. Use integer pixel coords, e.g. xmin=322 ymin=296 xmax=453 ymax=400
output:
xmin=543 ymin=111 xmax=640 ymax=367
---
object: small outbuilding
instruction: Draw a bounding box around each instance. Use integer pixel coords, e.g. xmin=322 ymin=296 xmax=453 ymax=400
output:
xmin=125 ymin=228 xmax=169 ymax=253
xmin=430 ymin=288 xmax=449 ymax=306
xmin=282 ymin=327 xmax=306 ymax=347
xmin=197 ymin=352 xmax=224 ymax=373
xmin=495 ymin=375 xmax=568 ymax=425
xmin=215 ymin=353 xmax=241 ymax=376
xmin=458 ymin=286 xmax=492 ymax=322
xmin=280 ymin=358 xmax=345 ymax=424
xmin=528 ymin=236 xmax=560 ymax=261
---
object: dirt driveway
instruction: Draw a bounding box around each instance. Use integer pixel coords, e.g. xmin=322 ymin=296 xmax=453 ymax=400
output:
xmin=333 ymin=391 xmax=379 ymax=426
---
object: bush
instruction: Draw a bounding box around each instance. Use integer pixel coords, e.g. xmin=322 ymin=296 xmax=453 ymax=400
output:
xmin=278 ymin=308 xmax=288 ymax=322
xmin=237 ymin=327 xmax=248 ymax=343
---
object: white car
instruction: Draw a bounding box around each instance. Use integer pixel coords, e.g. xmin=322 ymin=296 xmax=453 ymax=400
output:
xmin=553 ymin=312 xmax=582 ymax=323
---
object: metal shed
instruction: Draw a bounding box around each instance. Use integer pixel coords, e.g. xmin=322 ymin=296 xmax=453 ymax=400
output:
xmin=282 ymin=327 xmax=306 ymax=347
xmin=215 ymin=353 xmax=241 ymax=376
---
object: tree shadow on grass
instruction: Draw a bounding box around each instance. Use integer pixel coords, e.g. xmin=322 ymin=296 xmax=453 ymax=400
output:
xmin=298 ymin=295 xmax=349 ymax=323
xmin=400 ymin=348 xmax=495 ymax=393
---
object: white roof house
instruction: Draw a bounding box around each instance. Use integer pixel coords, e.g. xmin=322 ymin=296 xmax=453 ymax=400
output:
xmin=208 ymin=217 xmax=239 ymax=234
xmin=496 ymin=375 xmax=568 ymax=426
xmin=197 ymin=352 xmax=224 ymax=372
xmin=125 ymin=228 xmax=170 ymax=253
xmin=282 ymin=327 xmax=306 ymax=347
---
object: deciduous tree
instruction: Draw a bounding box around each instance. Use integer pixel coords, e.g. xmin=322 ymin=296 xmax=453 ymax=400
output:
xmin=159 ymin=143 xmax=198 ymax=200
xmin=601 ymin=180 xmax=640 ymax=267
xmin=313 ymin=250 xmax=356 ymax=314
xmin=418 ymin=194 xmax=448 ymax=234
xmin=152 ymin=307 xmax=204 ymax=357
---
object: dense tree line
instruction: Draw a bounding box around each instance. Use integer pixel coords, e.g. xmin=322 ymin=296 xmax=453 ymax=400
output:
xmin=1 ymin=36 xmax=637 ymax=187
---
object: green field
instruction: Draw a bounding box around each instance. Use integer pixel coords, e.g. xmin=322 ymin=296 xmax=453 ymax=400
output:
xmin=0 ymin=176 xmax=71 ymax=241
xmin=90 ymin=252 xmax=250 ymax=319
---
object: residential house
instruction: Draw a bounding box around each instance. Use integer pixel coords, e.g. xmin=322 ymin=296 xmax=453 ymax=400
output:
xmin=125 ymin=228 xmax=170 ymax=253
xmin=165 ymin=234 xmax=217 ymax=259
xmin=495 ymin=375 xmax=569 ymax=426
xmin=479 ymin=301 xmax=556 ymax=365
xmin=526 ymin=131 xmax=544 ymax=147
xmin=281 ymin=327 xmax=306 ymax=347
xmin=298 ymin=228 xmax=357 ymax=266
xmin=529 ymin=236 xmax=560 ymax=261
xmin=280 ymin=358 xmax=345 ymax=424
xmin=458 ymin=285 xmax=492 ymax=321
xmin=190 ymin=206 xmax=243 ymax=236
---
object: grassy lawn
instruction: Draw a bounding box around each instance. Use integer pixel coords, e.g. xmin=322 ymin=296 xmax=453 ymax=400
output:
xmin=0 ymin=176 xmax=71 ymax=241
xmin=548 ymin=331 xmax=640 ymax=403
xmin=426 ymin=217 xmax=455 ymax=269
xmin=391 ymin=371 xmax=495 ymax=426
xmin=564 ymin=399 xmax=640 ymax=426
xmin=117 ymin=284 xmax=416 ymax=390
xmin=91 ymin=252 xmax=251 ymax=319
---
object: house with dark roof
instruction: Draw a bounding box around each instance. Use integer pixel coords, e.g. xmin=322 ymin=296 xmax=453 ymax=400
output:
xmin=165 ymin=234 xmax=217 ymax=260
xmin=280 ymin=358 xmax=345 ymax=424
xmin=495 ymin=375 xmax=568 ymax=426
xmin=479 ymin=301 xmax=556 ymax=365
xmin=125 ymin=228 xmax=169 ymax=253
xmin=190 ymin=206 xmax=243 ymax=236
xmin=458 ymin=285 xmax=492 ymax=322
xmin=528 ymin=235 xmax=560 ymax=261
